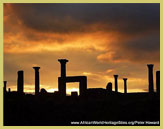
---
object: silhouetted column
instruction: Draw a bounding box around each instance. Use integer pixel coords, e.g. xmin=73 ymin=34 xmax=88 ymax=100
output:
xmin=147 ymin=64 xmax=154 ymax=93
xmin=79 ymin=76 xmax=87 ymax=96
xmin=33 ymin=67 xmax=40 ymax=95
xmin=156 ymin=71 xmax=160 ymax=94
xmin=4 ymin=81 xmax=7 ymax=93
xmin=58 ymin=59 xmax=69 ymax=78
xmin=123 ymin=78 xmax=127 ymax=94
xmin=58 ymin=77 xmax=66 ymax=96
xmin=17 ymin=70 xmax=24 ymax=93
xmin=114 ymin=75 xmax=118 ymax=92
xmin=8 ymin=88 xmax=11 ymax=93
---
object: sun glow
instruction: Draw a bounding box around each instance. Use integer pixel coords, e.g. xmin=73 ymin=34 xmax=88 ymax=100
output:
xmin=6 ymin=84 xmax=79 ymax=95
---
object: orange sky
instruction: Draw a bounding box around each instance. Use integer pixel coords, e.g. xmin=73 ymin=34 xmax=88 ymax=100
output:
xmin=4 ymin=3 xmax=160 ymax=94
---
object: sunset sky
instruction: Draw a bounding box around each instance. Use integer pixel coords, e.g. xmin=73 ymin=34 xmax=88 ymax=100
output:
xmin=4 ymin=3 xmax=160 ymax=94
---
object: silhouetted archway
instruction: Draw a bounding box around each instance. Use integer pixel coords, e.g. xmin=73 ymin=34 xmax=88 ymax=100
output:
xmin=58 ymin=76 xmax=87 ymax=96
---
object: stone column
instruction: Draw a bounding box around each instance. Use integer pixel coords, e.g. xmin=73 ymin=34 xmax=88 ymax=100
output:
xmin=156 ymin=71 xmax=160 ymax=94
xmin=4 ymin=81 xmax=7 ymax=93
xmin=8 ymin=88 xmax=11 ymax=93
xmin=79 ymin=76 xmax=87 ymax=96
xmin=58 ymin=77 xmax=66 ymax=96
xmin=147 ymin=64 xmax=154 ymax=93
xmin=123 ymin=78 xmax=127 ymax=94
xmin=58 ymin=59 xmax=68 ymax=96
xmin=17 ymin=70 xmax=24 ymax=93
xmin=58 ymin=59 xmax=69 ymax=78
xmin=33 ymin=67 xmax=40 ymax=95
xmin=114 ymin=75 xmax=118 ymax=93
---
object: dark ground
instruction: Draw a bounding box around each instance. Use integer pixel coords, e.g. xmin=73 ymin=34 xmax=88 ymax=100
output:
xmin=4 ymin=92 xmax=160 ymax=126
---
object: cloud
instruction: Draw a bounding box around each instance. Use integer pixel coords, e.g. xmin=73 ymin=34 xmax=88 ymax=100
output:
xmin=97 ymin=33 xmax=160 ymax=63
xmin=4 ymin=4 xmax=160 ymax=93
xmin=4 ymin=3 xmax=160 ymax=63
xmin=4 ymin=3 xmax=160 ymax=34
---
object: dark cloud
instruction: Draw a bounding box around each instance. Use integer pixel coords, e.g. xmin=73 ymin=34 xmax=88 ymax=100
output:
xmin=4 ymin=3 xmax=160 ymax=63
xmin=124 ymin=33 xmax=160 ymax=52
xmin=6 ymin=3 xmax=160 ymax=34
xmin=120 ymin=33 xmax=160 ymax=62
xmin=97 ymin=31 xmax=160 ymax=63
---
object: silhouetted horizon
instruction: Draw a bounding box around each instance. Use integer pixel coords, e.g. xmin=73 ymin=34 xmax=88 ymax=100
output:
xmin=3 ymin=59 xmax=160 ymax=96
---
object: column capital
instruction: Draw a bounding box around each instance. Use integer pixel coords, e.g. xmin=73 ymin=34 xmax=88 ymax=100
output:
xmin=147 ymin=64 xmax=154 ymax=68
xmin=114 ymin=75 xmax=118 ymax=78
xmin=123 ymin=78 xmax=127 ymax=81
xmin=58 ymin=59 xmax=69 ymax=64
xmin=18 ymin=70 xmax=23 ymax=73
xmin=156 ymin=70 xmax=160 ymax=74
xmin=33 ymin=67 xmax=40 ymax=71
